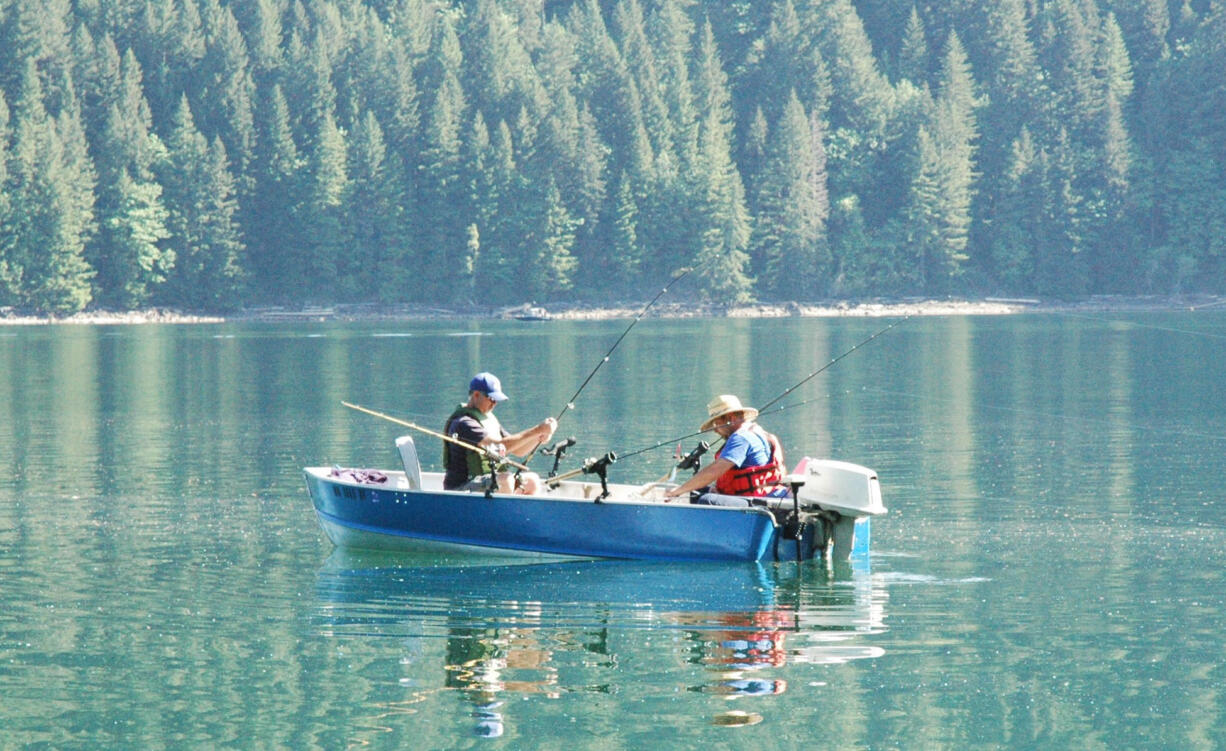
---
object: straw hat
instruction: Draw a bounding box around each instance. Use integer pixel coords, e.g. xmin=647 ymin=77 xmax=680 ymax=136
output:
xmin=700 ymin=394 xmax=759 ymax=431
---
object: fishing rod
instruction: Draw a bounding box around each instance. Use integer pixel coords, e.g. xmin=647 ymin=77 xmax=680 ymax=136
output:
xmin=756 ymin=315 xmax=909 ymax=412
xmin=613 ymin=391 xmax=848 ymax=464
xmin=552 ymin=264 xmax=703 ymax=423
xmin=342 ymin=401 xmax=530 ymax=472
xmin=607 ymin=317 xmax=911 ymax=464
xmin=521 ymin=262 xmax=708 ymax=466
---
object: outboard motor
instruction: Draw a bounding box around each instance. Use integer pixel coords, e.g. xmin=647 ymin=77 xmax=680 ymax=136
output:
xmin=791 ymin=459 xmax=887 ymax=560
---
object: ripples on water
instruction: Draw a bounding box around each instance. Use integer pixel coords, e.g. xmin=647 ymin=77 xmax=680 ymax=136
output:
xmin=312 ymin=553 xmax=890 ymax=735
xmin=5 ymin=315 xmax=1226 ymax=747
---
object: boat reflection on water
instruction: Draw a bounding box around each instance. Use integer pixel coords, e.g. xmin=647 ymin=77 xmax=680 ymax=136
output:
xmin=314 ymin=551 xmax=887 ymax=738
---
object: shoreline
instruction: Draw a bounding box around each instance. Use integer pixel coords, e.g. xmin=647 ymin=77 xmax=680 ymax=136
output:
xmin=2 ymin=295 xmax=1224 ymax=326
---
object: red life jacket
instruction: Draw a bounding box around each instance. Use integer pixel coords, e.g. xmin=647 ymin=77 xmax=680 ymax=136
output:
xmin=714 ymin=425 xmax=785 ymax=496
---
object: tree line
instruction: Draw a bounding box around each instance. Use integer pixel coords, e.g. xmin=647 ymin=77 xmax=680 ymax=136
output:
xmin=0 ymin=0 xmax=1223 ymax=314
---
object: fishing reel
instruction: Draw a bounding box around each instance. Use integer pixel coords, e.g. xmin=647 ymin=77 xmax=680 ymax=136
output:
xmin=542 ymin=436 xmax=577 ymax=479
xmin=675 ymin=441 xmax=709 ymax=474
xmin=579 ymin=451 xmax=617 ymax=501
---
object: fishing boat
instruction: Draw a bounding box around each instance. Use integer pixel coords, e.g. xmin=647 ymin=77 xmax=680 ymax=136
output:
xmin=499 ymin=303 xmax=552 ymax=321
xmin=303 ymin=433 xmax=885 ymax=563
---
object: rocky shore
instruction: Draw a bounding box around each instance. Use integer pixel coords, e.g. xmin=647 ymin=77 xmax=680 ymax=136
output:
xmin=2 ymin=295 xmax=1224 ymax=326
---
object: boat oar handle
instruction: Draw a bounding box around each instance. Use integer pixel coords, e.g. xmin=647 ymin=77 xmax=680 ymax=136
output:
xmin=341 ymin=401 xmax=530 ymax=472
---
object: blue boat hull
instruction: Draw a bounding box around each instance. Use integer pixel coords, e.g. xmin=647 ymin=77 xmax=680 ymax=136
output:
xmin=305 ymin=467 xmax=784 ymax=561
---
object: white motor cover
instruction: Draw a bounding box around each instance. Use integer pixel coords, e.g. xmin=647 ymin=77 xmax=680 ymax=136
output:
xmin=792 ymin=458 xmax=886 ymax=517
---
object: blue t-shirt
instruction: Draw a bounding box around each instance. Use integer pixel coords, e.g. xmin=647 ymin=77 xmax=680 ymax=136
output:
xmin=719 ymin=425 xmax=772 ymax=468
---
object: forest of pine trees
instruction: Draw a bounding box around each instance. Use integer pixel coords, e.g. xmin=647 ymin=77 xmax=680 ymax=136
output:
xmin=0 ymin=0 xmax=1223 ymax=314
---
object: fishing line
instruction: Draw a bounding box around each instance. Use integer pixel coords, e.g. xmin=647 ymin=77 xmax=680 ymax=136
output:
xmin=756 ymin=316 xmax=910 ymax=413
xmin=552 ymin=264 xmax=708 ymax=423
xmin=861 ymin=385 xmax=1226 ymax=443
xmin=612 ymin=390 xmax=847 ymax=463
xmin=608 ymin=318 xmax=910 ymax=464
xmin=1054 ymin=310 xmax=1226 ymax=340
xmin=521 ymin=259 xmax=713 ymax=466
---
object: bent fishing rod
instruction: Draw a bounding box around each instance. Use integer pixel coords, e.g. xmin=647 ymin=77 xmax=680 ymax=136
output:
xmin=342 ymin=401 xmax=530 ymax=472
xmin=605 ymin=315 xmax=911 ymax=465
xmin=521 ymin=261 xmax=709 ymax=466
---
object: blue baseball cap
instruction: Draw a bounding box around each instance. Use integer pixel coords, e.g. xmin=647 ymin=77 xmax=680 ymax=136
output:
xmin=469 ymin=372 xmax=508 ymax=402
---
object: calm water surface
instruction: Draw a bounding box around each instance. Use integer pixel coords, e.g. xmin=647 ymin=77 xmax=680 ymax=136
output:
xmin=2 ymin=314 xmax=1225 ymax=749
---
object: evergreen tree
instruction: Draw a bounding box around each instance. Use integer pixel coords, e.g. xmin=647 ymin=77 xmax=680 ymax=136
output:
xmin=233 ymin=0 xmax=285 ymax=82
xmin=1142 ymin=8 xmax=1226 ymax=291
xmin=900 ymin=125 xmax=942 ymax=290
xmin=198 ymin=1 xmax=256 ymax=178
xmin=415 ymin=14 xmax=468 ymax=301
xmin=248 ymin=84 xmax=305 ymax=301
xmin=740 ymin=0 xmax=831 ymax=129
xmin=471 ymin=116 xmax=517 ymax=296
xmin=71 ymin=29 xmax=121 ymax=143
xmin=295 ymin=108 xmax=351 ymax=301
xmin=690 ymin=20 xmax=752 ymax=302
xmin=0 ymin=0 xmax=75 ymax=113
xmin=462 ymin=0 xmax=541 ymax=127
xmin=924 ymin=30 xmax=979 ymax=289
xmin=529 ymin=176 xmax=579 ymax=295
xmin=159 ymin=95 xmax=244 ymax=310
xmin=807 ymin=0 xmax=896 ymax=222
xmin=1097 ymin=13 xmax=1135 ymax=107
xmin=99 ymin=168 xmax=172 ymax=307
xmin=986 ymin=127 xmax=1044 ymax=292
xmin=1102 ymin=0 xmax=1168 ymax=100
xmin=969 ymin=0 xmax=1047 ymax=272
xmin=647 ymin=0 xmax=698 ymax=174
xmin=462 ymin=111 xmax=494 ymax=296
xmin=898 ymin=6 xmax=929 ymax=85
xmin=1034 ymin=128 xmax=1088 ymax=297
xmin=603 ymin=170 xmax=642 ymax=293
xmin=2 ymin=61 xmax=95 ymax=313
xmin=850 ymin=0 xmax=915 ymax=74
xmin=740 ymin=105 xmax=768 ymax=215
xmin=567 ymin=103 xmax=612 ymax=295
xmin=89 ymin=49 xmax=171 ymax=308
xmin=1037 ymin=0 xmax=1101 ymax=146
xmin=348 ymin=109 xmax=412 ymax=303
xmin=568 ymin=0 xmax=653 ymax=189
xmin=1083 ymin=15 xmax=1136 ymax=291
xmin=612 ymin=0 xmax=673 ymax=161
xmin=810 ymin=0 xmax=896 ymax=139
xmin=136 ymin=0 xmax=206 ymax=129
xmin=752 ymin=92 xmax=827 ymax=299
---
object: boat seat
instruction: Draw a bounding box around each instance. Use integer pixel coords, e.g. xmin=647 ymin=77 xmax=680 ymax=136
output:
xmin=395 ymin=435 xmax=422 ymax=490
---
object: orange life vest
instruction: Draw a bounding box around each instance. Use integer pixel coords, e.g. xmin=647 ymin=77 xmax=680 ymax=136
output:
xmin=714 ymin=425 xmax=785 ymax=496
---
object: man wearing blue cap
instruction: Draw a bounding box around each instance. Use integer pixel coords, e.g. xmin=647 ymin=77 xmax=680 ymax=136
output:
xmin=443 ymin=372 xmax=557 ymax=493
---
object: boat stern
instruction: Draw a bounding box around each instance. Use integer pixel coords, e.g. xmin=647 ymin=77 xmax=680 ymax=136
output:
xmin=790 ymin=459 xmax=886 ymax=560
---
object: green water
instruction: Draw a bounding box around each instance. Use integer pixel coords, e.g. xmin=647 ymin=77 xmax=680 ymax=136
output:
xmin=2 ymin=314 xmax=1225 ymax=749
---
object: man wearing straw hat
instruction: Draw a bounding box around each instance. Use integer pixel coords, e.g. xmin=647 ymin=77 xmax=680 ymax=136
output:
xmin=664 ymin=394 xmax=786 ymax=504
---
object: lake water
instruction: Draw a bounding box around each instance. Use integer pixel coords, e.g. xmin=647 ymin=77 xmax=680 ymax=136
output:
xmin=2 ymin=313 xmax=1225 ymax=749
